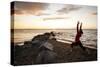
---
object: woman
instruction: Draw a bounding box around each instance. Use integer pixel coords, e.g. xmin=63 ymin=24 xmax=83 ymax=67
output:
xmin=71 ymin=21 xmax=86 ymax=51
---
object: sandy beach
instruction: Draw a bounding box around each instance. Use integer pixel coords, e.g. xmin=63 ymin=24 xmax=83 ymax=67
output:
xmin=12 ymin=39 xmax=97 ymax=65
xmin=49 ymin=39 xmax=97 ymax=63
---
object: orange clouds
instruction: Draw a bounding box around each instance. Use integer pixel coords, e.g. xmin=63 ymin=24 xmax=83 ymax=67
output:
xmin=91 ymin=12 xmax=97 ymax=15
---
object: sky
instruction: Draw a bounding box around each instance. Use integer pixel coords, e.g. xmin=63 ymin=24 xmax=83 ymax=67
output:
xmin=11 ymin=1 xmax=97 ymax=29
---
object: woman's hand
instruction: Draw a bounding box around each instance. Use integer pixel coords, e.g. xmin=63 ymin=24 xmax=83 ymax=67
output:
xmin=77 ymin=21 xmax=79 ymax=24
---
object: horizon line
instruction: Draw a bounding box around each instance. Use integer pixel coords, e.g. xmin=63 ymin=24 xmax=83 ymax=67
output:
xmin=11 ymin=28 xmax=97 ymax=30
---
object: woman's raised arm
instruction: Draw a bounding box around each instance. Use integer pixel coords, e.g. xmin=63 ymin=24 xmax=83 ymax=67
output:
xmin=77 ymin=21 xmax=79 ymax=33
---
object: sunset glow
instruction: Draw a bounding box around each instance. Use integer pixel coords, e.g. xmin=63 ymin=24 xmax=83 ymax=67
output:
xmin=11 ymin=2 xmax=97 ymax=29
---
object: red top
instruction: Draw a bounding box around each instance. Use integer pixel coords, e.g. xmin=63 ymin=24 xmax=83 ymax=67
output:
xmin=75 ymin=32 xmax=82 ymax=42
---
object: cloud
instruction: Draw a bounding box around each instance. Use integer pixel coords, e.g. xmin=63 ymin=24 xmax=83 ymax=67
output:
xmin=43 ymin=16 xmax=69 ymax=21
xmin=91 ymin=12 xmax=97 ymax=15
xmin=11 ymin=2 xmax=82 ymax=16
xmin=11 ymin=1 xmax=48 ymax=15
xmin=57 ymin=5 xmax=82 ymax=14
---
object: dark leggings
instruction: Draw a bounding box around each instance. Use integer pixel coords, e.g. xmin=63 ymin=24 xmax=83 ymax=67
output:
xmin=71 ymin=41 xmax=86 ymax=51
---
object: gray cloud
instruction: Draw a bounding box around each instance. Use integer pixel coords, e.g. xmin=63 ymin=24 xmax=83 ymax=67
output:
xmin=57 ymin=5 xmax=82 ymax=14
xmin=11 ymin=1 xmax=48 ymax=15
xmin=11 ymin=2 xmax=82 ymax=16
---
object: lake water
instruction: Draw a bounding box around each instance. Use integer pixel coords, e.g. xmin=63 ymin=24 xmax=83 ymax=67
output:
xmin=12 ymin=29 xmax=97 ymax=48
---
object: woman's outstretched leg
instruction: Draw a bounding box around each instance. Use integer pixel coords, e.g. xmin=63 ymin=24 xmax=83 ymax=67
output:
xmin=78 ymin=41 xmax=86 ymax=51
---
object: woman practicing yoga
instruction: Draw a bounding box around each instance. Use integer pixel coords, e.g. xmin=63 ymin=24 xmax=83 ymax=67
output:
xmin=71 ymin=21 xmax=86 ymax=51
